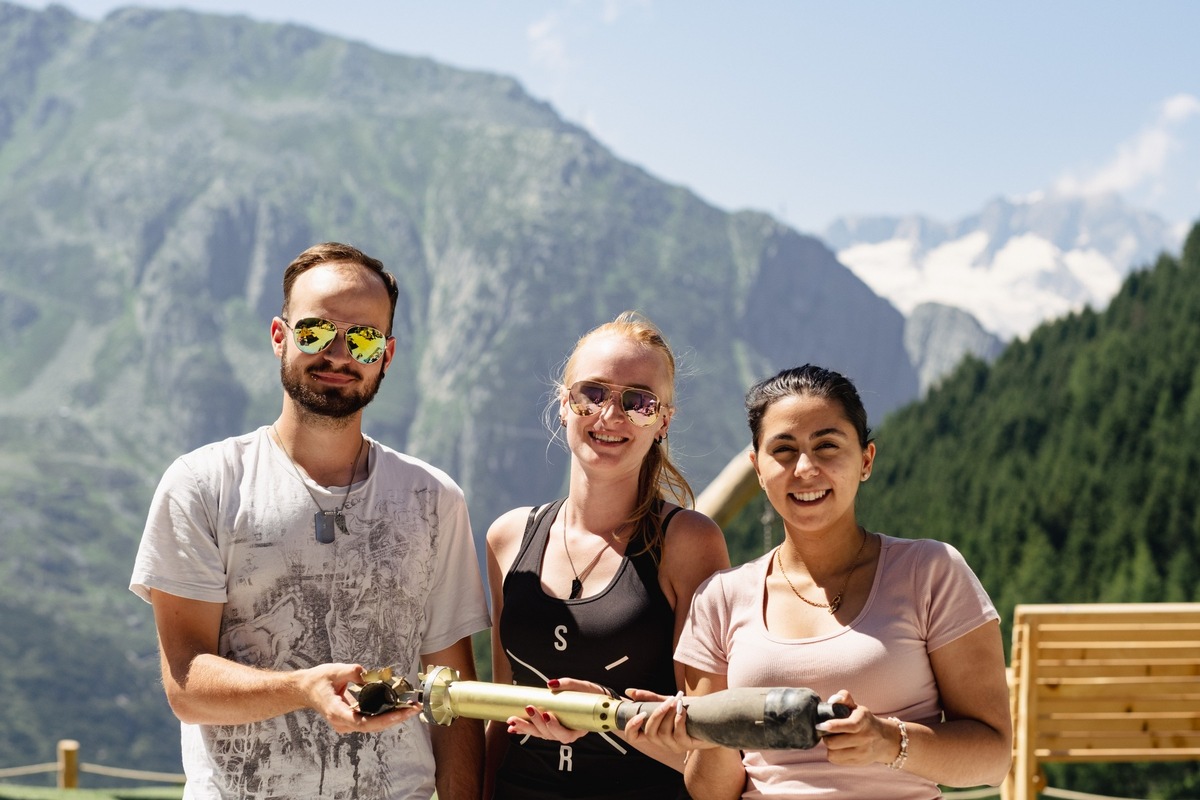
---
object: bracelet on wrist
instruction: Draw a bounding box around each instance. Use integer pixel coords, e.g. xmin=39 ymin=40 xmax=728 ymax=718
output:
xmin=887 ymin=717 xmax=909 ymax=770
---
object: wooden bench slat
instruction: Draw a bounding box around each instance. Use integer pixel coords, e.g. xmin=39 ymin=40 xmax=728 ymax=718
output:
xmin=1034 ymin=662 xmax=1200 ymax=679
xmin=1038 ymin=675 xmax=1200 ymax=685
xmin=1036 ymin=642 xmax=1200 ymax=652
xmin=1033 ymin=747 xmax=1200 ymax=762
xmin=1037 ymin=680 xmax=1200 ymax=691
xmin=1037 ymin=620 xmax=1200 ymax=629
xmin=1036 ymin=690 xmax=1200 ymax=704
xmin=1035 ymin=697 xmax=1200 ymax=715
xmin=1036 ymin=714 xmax=1200 ymax=734
xmin=1038 ymin=732 xmax=1200 ymax=748
xmin=1032 ymin=647 xmax=1200 ymax=662
xmin=1014 ymin=602 xmax=1200 ymax=618
xmin=1036 ymin=629 xmax=1200 ymax=642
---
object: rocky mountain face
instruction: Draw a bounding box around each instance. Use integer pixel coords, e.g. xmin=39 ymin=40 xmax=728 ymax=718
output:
xmin=904 ymin=302 xmax=1004 ymax=394
xmin=0 ymin=2 xmax=920 ymax=770
xmin=824 ymin=193 xmax=1183 ymax=340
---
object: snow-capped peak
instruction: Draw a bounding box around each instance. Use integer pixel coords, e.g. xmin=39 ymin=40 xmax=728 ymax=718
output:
xmin=824 ymin=193 xmax=1183 ymax=340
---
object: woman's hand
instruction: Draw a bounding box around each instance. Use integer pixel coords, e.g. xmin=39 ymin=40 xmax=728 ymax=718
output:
xmin=502 ymin=676 xmax=609 ymax=744
xmin=813 ymin=689 xmax=900 ymax=767
xmin=622 ymin=688 xmax=717 ymax=753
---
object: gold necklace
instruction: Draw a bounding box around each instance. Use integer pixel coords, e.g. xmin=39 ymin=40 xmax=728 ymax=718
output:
xmin=272 ymin=424 xmax=366 ymax=544
xmin=776 ymin=527 xmax=868 ymax=615
xmin=562 ymin=504 xmax=627 ymax=600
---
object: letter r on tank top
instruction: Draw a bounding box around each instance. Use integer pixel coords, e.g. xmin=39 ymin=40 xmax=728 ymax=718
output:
xmin=558 ymin=744 xmax=574 ymax=772
xmin=553 ymin=624 xmax=568 ymax=651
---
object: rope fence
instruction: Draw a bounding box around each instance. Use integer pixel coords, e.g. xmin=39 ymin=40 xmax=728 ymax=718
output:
xmin=0 ymin=761 xmax=58 ymax=779
xmin=0 ymin=740 xmax=183 ymax=789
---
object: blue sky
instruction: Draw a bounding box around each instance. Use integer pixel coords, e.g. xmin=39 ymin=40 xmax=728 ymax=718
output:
xmin=26 ymin=0 xmax=1200 ymax=234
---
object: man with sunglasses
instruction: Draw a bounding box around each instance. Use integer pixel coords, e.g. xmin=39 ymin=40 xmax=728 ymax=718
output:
xmin=131 ymin=242 xmax=489 ymax=800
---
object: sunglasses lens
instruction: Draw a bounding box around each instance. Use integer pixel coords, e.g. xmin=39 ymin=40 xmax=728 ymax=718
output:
xmin=569 ymin=381 xmax=608 ymax=416
xmin=567 ymin=381 xmax=661 ymax=426
xmin=620 ymin=390 xmax=660 ymax=426
xmin=292 ymin=318 xmax=337 ymax=354
xmin=345 ymin=326 xmax=386 ymax=364
xmin=290 ymin=318 xmax=386 ymax=363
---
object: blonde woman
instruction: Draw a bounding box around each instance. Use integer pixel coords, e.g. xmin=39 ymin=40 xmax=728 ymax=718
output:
xmin=484 ymin=312 xmax=729 ymax=799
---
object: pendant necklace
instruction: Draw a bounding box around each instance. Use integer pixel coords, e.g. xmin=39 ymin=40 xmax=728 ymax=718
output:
xmin=776 ymin=526 xmax=869 ymax=615
xmin=562 ymin=504 xmax=627 ymax=600
xmin=272 ymin=424 xmax=366 ymax=544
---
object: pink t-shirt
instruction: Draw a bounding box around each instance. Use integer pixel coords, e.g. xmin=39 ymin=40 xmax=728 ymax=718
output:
xmin=675 ymin=534 xmax=998 ymax=799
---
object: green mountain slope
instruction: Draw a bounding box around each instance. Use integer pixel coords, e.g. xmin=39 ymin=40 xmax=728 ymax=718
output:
xmin=0 ymin=1 xmax=920 ymax=776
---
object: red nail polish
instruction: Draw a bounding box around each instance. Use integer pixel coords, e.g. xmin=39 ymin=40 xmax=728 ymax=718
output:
xmin=547 ymin=679 xmax=560 ymax=689
xmin=542 ymin=712 xmax=551 ymax=722
xmin=525 ymin=706 xmax=536 ymax=716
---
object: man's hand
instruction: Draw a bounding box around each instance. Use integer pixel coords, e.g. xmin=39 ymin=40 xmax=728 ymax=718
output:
xmin=302 ymin=663 xmax=422 ymax=734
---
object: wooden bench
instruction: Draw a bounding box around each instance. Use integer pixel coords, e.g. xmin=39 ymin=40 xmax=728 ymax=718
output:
xmin=1002 ymin=603 xmax=1200 ymax=799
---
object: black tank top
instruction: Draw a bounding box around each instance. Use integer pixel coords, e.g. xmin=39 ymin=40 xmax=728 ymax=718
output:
xmin=494 ymin=498 xmax=687 ymax=800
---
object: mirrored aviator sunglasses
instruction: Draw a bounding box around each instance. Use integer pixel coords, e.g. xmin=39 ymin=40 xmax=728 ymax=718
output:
xmin=567 ymin=380 xmax=662 ymax=427
xmin=285 ymin=317 xmax=387 ymax=364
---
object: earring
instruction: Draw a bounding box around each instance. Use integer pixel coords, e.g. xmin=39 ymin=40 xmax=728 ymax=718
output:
xmin=861 ymin=472 xmax=870 ymax=482
xmin=560 ymin=417 xmax=567 ymax=428
xmin=656 ymin=432 xmax=668 ymax=443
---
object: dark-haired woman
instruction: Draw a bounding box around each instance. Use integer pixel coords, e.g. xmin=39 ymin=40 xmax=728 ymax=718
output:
xmin=662 ymin=365 xmax=1011 ymax=799
xmin=483 ymin=312 xmax=730 ymax=799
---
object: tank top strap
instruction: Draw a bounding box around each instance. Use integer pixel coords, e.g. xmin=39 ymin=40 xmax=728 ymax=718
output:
xmin=661 ymin=504 xmax=684 ymax=531
xmin=510 ymin=498 xmax=565 ymax=576
xmin=624 ymin=501 xmax=683 ymax=614
xmin=625 ymin=499 xmax=683 ymax=556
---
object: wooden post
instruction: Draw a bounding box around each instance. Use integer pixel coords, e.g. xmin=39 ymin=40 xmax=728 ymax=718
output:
xmin=695 ymin=447 xmax=759 ymax=528
xmin=57 ymin=739 xmax=79 ymax=789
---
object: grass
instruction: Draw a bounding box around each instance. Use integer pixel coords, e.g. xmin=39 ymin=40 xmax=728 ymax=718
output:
xmin=0 ymin=786 xmax=182 ymax=800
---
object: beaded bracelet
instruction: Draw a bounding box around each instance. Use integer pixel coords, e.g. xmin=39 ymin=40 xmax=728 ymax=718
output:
xmin=887 ymin=717 xmax=909 ymax=770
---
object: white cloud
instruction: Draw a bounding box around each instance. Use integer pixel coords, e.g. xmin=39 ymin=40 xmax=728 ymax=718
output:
xmin=527 ymin=11 xmax=569 ymax=70
xmin=1163 ymin=93 xmax=1200 ymax=123
xmin=601 ymin=0 xmax=650 ymax=24
xmin=1055 ymin=93 xmax=1200 ymax=199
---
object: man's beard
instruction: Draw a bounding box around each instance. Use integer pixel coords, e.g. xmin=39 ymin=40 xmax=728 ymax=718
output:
xmin=280 ymin=350 xmax=384 ymax=421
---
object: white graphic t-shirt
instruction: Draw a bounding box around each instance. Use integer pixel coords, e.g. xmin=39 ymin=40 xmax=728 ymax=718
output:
xmin=131 ymin=427 xmax=489 ymax=800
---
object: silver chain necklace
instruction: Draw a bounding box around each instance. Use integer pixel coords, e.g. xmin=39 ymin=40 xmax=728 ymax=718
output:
xmin=272 ymin=424 xmax=366 ymax=544
xmin=562 ymin=503 xmax=628 ymax=600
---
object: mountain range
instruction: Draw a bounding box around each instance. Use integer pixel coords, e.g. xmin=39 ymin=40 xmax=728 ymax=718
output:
xmin=0 ymin=1 xmax=916 ymax=771
xmin=823 ymin=193 xmax=1183 ymax=340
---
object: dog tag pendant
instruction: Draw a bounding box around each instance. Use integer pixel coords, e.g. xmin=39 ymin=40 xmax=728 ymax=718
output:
xmin=315 ymin=510 xmax=337 ymax=544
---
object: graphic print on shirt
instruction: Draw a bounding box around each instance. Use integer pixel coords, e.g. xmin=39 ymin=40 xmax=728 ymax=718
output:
xmin=208 ymin=488 xmax=442 ymax=798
